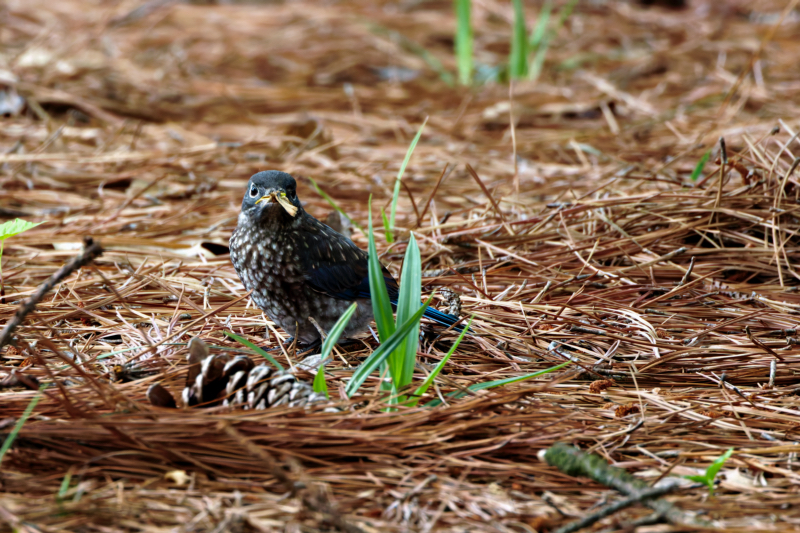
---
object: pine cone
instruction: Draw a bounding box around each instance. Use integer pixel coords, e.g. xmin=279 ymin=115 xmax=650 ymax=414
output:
xmin=147 ymin=337 xmax=330 ymax=411
xmin=439 ymin=287 xmax=462 ymax=317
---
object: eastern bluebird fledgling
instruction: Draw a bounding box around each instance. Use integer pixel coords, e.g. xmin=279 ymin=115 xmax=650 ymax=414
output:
xmin=229 ymin=170 xmax=461 ymax=346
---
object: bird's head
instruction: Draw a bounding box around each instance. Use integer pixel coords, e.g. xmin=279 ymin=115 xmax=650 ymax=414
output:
xmin=241 ymin=170 xmax=303 ymax=224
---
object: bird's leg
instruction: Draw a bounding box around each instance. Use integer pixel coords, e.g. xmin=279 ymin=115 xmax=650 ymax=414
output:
xmin=290 ymin=322 xmax=300 ymax=360
xmin=297 ymin=338 xmax=321 ymax=356
xmin=262 ymin=336 xmax=321 ymax=356
xmin=336 ymin=338 xmax=365 ymax=351
xmin=263 ymin=336 xmax=296 ymax=352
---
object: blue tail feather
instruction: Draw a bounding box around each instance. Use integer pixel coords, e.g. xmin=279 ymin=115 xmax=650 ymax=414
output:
xmin=389 ymin=298 xmax=466 ymax=333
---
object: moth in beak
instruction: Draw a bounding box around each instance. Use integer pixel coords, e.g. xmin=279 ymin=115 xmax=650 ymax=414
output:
xmin=255 ymin=191 xmax=298 ymax=217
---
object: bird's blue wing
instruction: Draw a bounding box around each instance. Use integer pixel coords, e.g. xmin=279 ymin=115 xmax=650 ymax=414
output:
xmin=299 ymin=217 xmax=399 ymax=300
xmin=299 ymin=216 xmax=463 ymax=331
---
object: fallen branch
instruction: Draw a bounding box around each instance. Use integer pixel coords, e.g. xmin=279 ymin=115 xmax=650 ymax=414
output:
xmin=0 ymin=237 xmax=103 ymax=352
xmin=552 ymin=483 xmax=685 ymax=533
xmin=541 ymin=442 xmax=711 ymax=530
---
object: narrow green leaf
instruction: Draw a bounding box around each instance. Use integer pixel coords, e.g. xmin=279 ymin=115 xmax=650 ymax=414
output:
xmin=224 ymin=331 xmax=284 ymax=371
xmin=0 ymin=218 xmax=42 ymax=241
xmin=528 ymin=0 xmax=552 ymax=50
xmin=315 ymin=302 xmax=357 ymax=399
xmin=392 ymin=232 xmax=422 ymax=390
xmin=313 ymin=365 xmax=329 ymax=399
xmin=307 ymin=176 xmax=364 ymax=233
xmin=345 ymin=296 xmax=433 ymax=397
xmin=381 ymin=207 xmax=393 ymax=244
xmin=509 ymin=0 xmax=528 ymax=79
xmin=409 ymin=316 xmax=473 ymax=407
xmin=706 ymin=448 xmax=734 ymax=479
xmin=529 ymin=0 xmax=577 ymax=81
xmin=454 ymin=0 xmax=473 ymax=85
xmin=319 ymin=302 xmax=358 ymax=364
xmin=368 ymin=197 xmax=396 ymax=343
xmin=555 ymin=0 xmax=579 ymax=29
xmin=58 ymin=469 xmax=73 ymax=500
xmin=690 ymin=151 xmax=711 ymax=182
xmin=389 ymin=118 xmax=428 ymax=234
xmin=685 ymin=474 xmax=710 ymax=486
xmin=426 ymin=361 xmax=570 ymax=407
xmin=0 ymin=385 xmax=45 ymax=468
xmin=307 ymin=304 xmax=359 ymax=400
xmin=684 ymin=454 xmax=725 ymax=494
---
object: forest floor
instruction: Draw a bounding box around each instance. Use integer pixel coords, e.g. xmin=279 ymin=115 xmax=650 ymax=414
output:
xmin=1 ymin=0 xmax=800 ymax=531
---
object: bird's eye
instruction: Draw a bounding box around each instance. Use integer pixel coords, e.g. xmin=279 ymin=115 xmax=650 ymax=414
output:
xmin=249 ymin=185 xmax=259 ymax=198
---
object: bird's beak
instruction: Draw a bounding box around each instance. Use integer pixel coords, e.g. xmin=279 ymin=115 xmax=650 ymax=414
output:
xmin=255 ymin=191 xmax=298 ymax=217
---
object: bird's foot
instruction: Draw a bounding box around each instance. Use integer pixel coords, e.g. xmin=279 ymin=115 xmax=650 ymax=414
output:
xmin=295 ymin=338 xmax=321 ymax=357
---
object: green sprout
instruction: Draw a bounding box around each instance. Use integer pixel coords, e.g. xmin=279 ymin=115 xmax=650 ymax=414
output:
xmin=684 ymin=448 xmax=734 ymax=495
xmin=387 ymin=118 xmax=427 ymax=243
xmin=0 ymin=218 xmax=42 ymax=281
xmin=690 ymin=151 xmax=711 ymax=182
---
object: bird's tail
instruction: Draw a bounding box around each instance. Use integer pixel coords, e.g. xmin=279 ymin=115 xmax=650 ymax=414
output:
xmin=423 ymin=306 xmax=467 ymax=333
xmin=390 ymin=299 xmax=467 ymax=333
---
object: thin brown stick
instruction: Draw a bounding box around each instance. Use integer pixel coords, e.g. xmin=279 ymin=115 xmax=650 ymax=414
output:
xmin=0 ymin=237 xmax=103 ymax=352
xmin=416 ymin=163 xmax=450 ymax=228
xmin=400 ymin=179 xmax=421 ymax=226
xmin=553 ymin=482 xmax=688 ymax=533
xmin=465 ymin=163 xmax=515 ymax=236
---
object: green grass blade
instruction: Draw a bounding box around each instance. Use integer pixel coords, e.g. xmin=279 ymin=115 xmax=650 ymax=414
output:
xmin=345 ymin=296 xmax=433 ymax=398
xmin=381 ymin=207 xmax=393 ymax=244
xmin=307 ymin=176 xmax=364 ymax=233
xmin=683 ymin=447 xmax=732 ymax=495
xmin=426 ymin=361 xmax=570 ymax=407
xmin=58 ymin=469 xmax=73 ymax=500
xmin=555 ymin=0 xmax=579 ymax=28
xmin=684 ymin=474 xmax=711 ymax=489
xmin=690 ymin=151 xmax=711 ymax=182
xmin=368 ymin=197 xmax=396 ymax=342
xmin=313 ymin=365 xmax=329 ymax=399
xmin=0 ymin=385 xmax=45 ymax=468
xmin=705 ymin=448 xmax=734 ymax=482
xmin=409 ymin=316 xmax=473 ymax=407
xmin=389 ymin=117 xmax=428 ymax=236
xmin=528 ymin=40 xmax=548 ymax=81
xmin=529 ymin=0 xmax=552 ymax=50
xmin=509 ymin=0 xmax=529 ymax=79
xmin=315 ymin=301 xmax=357 ymax=399
xmin=319 ymin=302 xmax=358 ymax=363
xmin=454 ymin=0 xmax=473 ymax=85
xmin=529 ymin=0 xmax=577 ymax=81
xmin=392 ymin=232 xmax=422 ymax=390
xmin=224 ymin=331 xmax=284 ymax=371
xmin=527 ymin=0 xmax=552 ymax=79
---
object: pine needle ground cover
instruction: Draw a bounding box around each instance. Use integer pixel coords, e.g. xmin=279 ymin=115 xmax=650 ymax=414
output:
xmin=1 ymin=0 xmax=800 ymax=530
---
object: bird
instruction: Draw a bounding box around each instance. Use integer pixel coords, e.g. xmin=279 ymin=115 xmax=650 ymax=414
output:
xmin=229 ymin=170 xmax=462 ymax=347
